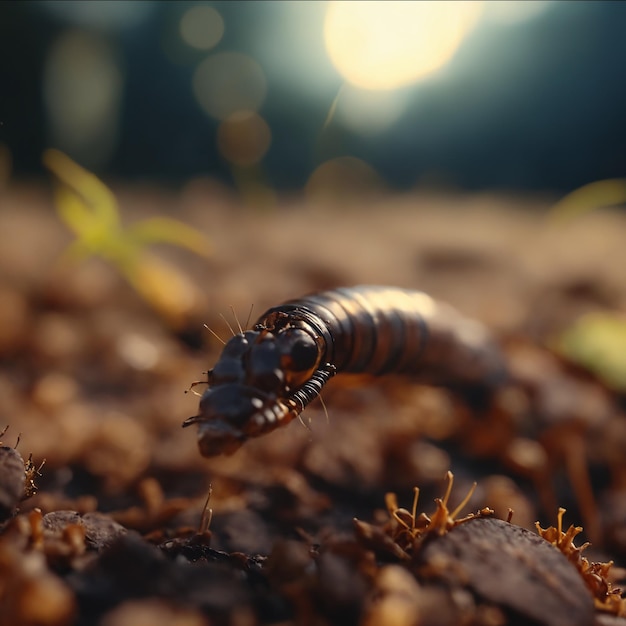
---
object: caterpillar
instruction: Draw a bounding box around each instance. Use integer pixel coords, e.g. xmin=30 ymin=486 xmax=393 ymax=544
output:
xmin=183 ymin=286 xmax=507 ymax=456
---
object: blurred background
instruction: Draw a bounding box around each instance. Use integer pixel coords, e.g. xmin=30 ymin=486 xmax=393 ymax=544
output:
xmin=2 ymin=0 xmax=626 ymax=195
xmin=5 ymin=9 xmax=626 ymax=617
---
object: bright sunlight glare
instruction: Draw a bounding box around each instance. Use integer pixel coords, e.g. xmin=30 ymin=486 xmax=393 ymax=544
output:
xmin=324 ymin=1 xmax=485 ymax=90
xmin=484 ymin=1 xmax=553 ymax=24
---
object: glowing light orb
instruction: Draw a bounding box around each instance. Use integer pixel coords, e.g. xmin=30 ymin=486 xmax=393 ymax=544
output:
xmin=193 ymin=52 xmax=267 ymax=120
xmin=324 ymin=1 xmax=485 ymax=90
xmin=217 ymin=111 xmax=271 ymax=167
xmin=305 ymin=157 xmax=383 ymax=203
xmin=43 ymin=31 xmax=122 ymax=167
xmin=333 ymin=85 xmax=408 ymax=135
xmin=180 ymin=5 xmax=224 ymax=51
xmin=485 ymin=1 xmax=552 ymax=24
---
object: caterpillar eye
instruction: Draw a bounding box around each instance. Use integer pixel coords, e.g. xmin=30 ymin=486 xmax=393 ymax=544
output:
xmin=281 ymin=331 xmax=319 ymax=372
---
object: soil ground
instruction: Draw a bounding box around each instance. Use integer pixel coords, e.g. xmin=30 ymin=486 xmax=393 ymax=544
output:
xmin=1 ymin=182 xmax=626 ymax=625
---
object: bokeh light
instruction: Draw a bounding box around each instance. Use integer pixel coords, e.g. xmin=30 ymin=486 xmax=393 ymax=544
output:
xmin=305 ymin=156 xmax=384 ymax=203
xmin=332 ymin=85 xmax=408 ymax=135
xmin=179 ymin=5 xmax=224 ymax=51
xmin=192 ymin=52 xmax=267 ymax=120
xmin=216 ymin=111 xmax=271 ymax=167
xmin=324 ymin=1 xmax=485 ymax=90
xmin=484 ymin=1 xmax=553 ymax=24
xmin=43 ymin=30 xmax=122 ymax=168
xmin=3 ymin=0 xmax=623 ymax=192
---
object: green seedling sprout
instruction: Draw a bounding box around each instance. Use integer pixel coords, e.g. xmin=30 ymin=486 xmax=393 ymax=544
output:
xmin=544 ymin=177 xmax=626 ymax=388
xmin=555 ymin=313 xmax=626 ymax=392
xmin=44 ymin=149 xmax=211 ymax=328
xmin=547 ymin=178 xmax=626 ymax=223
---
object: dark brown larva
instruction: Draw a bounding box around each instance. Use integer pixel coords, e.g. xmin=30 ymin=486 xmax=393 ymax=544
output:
xmin=184 ymin=286 xmax=507 ymax=456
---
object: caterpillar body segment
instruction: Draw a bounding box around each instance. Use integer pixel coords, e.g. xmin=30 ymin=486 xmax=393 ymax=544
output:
xmin=183 ymin=286 xmax=507 ymax=456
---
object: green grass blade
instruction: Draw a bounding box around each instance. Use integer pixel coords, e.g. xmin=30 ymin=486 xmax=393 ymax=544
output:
xmin=126 ymin=217 xmax=212 ymax=257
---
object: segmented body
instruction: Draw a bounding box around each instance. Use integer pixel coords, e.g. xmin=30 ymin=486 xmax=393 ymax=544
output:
xmin=184 ymin=286 xmax=507 ymax=456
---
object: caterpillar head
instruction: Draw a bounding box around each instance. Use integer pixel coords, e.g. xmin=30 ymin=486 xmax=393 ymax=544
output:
xmin=183 ymin=321 xmax=322 ymax=456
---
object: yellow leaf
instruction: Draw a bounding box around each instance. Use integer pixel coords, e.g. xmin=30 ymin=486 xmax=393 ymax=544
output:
xmin=556 ymin=312 xmax=626 ymax=391
xmin=43 ymin=149 xmax=120 ymax=230
xmin=54 ymin=185 xmax=99 ymax=237
xmin=548 ymin=178 xmax=626 ymax=223
xmin=124 ymin=253 xmax=200 ymax=328
xmin=44 ymin=150 xmax=211 ymax=329
xmin=126 ymin=217 xmax=212 ymax=257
